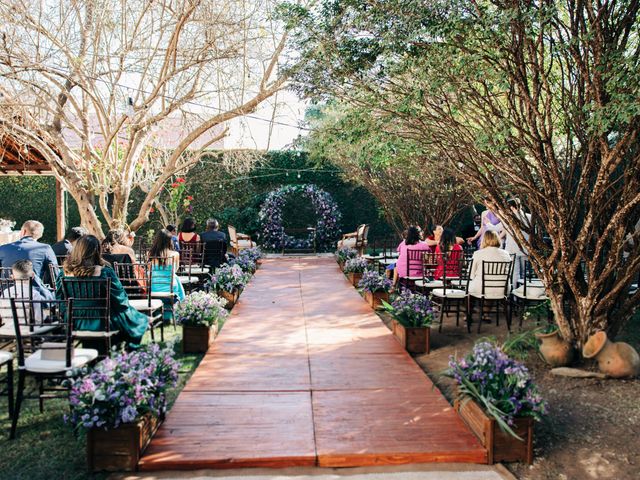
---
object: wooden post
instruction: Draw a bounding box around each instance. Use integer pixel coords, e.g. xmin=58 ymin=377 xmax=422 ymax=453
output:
xmin=55 ymin=179 xmax=66 ymax=241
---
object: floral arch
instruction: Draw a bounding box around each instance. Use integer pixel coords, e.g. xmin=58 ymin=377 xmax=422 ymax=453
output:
xmin=258 ymin=184 xmax=342 ymax=251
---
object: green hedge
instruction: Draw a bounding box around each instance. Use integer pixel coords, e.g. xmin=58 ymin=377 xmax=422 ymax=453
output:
xmin=0 ymin=151 xmax=390 ymax=245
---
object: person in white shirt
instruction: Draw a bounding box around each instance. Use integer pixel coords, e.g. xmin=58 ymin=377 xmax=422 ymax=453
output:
xmin=501 ymin=198 xmax=532 ymax=283
xmin=468 ymin=230 xmax=512 ymax=297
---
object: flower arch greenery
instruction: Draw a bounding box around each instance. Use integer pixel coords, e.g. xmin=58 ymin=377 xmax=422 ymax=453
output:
xmin=258 ymin=184 xmax=342 ymax=251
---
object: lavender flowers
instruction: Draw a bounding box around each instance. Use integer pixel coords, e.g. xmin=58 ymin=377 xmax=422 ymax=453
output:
xmin=386 ymin=289 xmax=434 ymax=327
xmin=358 ymin=270 xmax=392 ymax=293
xmin=175 ymin=291 xmax=228 ymax=327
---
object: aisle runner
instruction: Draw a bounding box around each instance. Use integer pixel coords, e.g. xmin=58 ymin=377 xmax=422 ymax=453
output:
xmin=139 ymin=257 xmax=486 ymax=470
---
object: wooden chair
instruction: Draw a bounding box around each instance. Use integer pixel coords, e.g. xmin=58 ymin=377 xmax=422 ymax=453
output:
xmin=511 ymin=259 xmax=548 ymax=328
xmin=178 ymin=242 xmax=208 ymax=292
xmin=114 ymin=262 xmax=164 ymax=342
xmin=399 ymin=249 xmax=430 ymax=291
xmin=338 ymin=224 xmax=369 ymax=253
xmin=430 ymin=255 xmax=471 ymax=332
xmin=59 ymin=277 xmax=115 ymax=355
xmin=228 ymin=225 xmax=255 ymax=256
xmin=467 ymin=260 xmax=514 ymax=333
xmin=413 ymin=252 xmax=443 ymax=293
xmin=9 ymin=298 xmax=98 ymax=439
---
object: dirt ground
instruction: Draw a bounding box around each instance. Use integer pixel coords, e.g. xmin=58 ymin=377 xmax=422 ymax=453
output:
xmin=376 ymin=310 xmax=640 ymax=480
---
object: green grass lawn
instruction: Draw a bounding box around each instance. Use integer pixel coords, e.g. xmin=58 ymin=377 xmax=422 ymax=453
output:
xmin=0 ymin=325 xmax=204 ymax=480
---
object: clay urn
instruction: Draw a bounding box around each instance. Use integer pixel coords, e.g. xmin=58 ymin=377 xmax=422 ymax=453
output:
xmin=582 ymin=331 xmax=640 ymax=378
xmin=536 ymin=330 xmax=574 ymax=367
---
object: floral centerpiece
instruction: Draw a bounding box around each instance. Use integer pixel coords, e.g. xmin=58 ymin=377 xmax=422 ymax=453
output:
xmin=208 ymin=263 xmax=251 ymax=308
xmin=66 ymin=345 xmax=180 ymax=432
xmin=343 ymin=256 xmax=369 ymax=286
xmin=383 ymin=289 xmax=434 ymax=354
xmin=175 ymin=291 xmax=227 ymax=352
xmin=358 ymin=270 xmax=392 ymax=310
xmin=448 ymin=341 xmax=547 ymax=461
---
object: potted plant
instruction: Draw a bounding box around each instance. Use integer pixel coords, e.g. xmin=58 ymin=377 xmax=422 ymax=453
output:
xmin=358 ymin=270 xmax=392 ymax=309
xmin=229 ymin=253 xmax=257 ymax=274
xmin=583 ymin=330 xmax=640 ymax=378
xmin=176 ymin=291 xmax=228 ymax=353
xmin=208 ymin=263 xmax=250 ymax=308
xmin=383 ymin=289 xmax=434 ymax=354
xmin=534 ymin=322 xmax=574 ymax=367
xmin=66 ymin=345 xmax=180 ymax=472
xmin=336 ymin=246 xmax=358 ymax=271
xmin=447 ymin=341 xmax=548 ymax=464
xmin=239 ymin=247 xmax=265 ymax=268
xmin=343 ymin=256 xmax=369 ymax=286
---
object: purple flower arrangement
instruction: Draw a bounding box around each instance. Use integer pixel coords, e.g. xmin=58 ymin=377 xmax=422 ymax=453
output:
xmin=358 ymin=270 xmax=392 ymax=293
xmin=258 ymin=184 xmax=342 ymax=251
xmin=239 ymin=247 xmax=264 ymax=263
xmin=384 ymin=289 xmax=434 ymax=327
xmin=448 ymin=341 xmax=548 ymax=438
xmin=343 ymin=256 xmax=369 ymax=274
xmin=175 ymin=291 xmax=228 ymax=327
xmin=208 ymin=263 xmax=250 ymax=293
xmin=229 ymin=254 xmax=257 ymax=274
xmin=336 ymin=246 xmax=358 ymax=264
xmin=65 ymin=345 xmax=180 ymax=431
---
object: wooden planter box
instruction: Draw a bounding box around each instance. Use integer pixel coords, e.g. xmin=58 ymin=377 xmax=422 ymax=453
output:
xmin=455 ymin=396 xmax=534 ymax=464
xmin=364 ymin=290 xmax=389 ymax=310
xmin=87 ymin=413 xmax=161 ymax=472
xmin=337 ymin=259 xmax=344 ymax=271
xmin=392 ymin=319 xmax=430 ymax=354
xmin=182 ymin=324 xmax=217 ymax=353
xmin=346 ymin=271 xmax=363 ymax=287
xmin=220 ymin=289 xmax=240 ymax=309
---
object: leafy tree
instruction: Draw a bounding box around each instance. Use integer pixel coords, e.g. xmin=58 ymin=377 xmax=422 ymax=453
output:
xmin=284 ymin=0 xmax=640 ymax=347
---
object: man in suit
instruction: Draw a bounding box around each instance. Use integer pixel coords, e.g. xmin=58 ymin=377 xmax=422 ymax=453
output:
xmin=51 ymin=226 xmax=86 ymax=257
xmin=0 ymin=220 xmax=58 ymax=285
xmin=200 ymin=219 xmax=227 ymax=269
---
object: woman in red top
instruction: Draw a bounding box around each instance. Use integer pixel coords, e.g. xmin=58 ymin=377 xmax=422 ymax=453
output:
xmin=434 ymin=228 xmax=463 ymax=280
xmin=178 ymin=218 xmax=201 ymax=244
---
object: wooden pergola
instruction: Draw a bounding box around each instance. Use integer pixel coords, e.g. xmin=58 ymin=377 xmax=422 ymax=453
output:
xmin=0 ymin=134 xmax=66 ymax=240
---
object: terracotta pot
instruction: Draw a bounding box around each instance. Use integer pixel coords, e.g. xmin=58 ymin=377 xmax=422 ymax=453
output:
xmin=363 ymin=290 xmax=389 ymax=310
xmin=535 ymin=330 xmax=574 ymax=367
xmin=346 ymin=271 xmax=363 ymax=287
xmin=583 ymin=330 xmax=640 ymax=378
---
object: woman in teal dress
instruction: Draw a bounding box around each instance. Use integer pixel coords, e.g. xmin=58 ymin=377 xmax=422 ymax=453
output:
xmin=148 ymin=229 xmax=185 ymax=320
xmin=56 ymin=235 xmax=148 ymax=347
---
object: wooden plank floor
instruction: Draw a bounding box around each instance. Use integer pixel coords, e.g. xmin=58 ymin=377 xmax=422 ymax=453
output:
xmin=139 ymin=257 xmax=487 ymax=470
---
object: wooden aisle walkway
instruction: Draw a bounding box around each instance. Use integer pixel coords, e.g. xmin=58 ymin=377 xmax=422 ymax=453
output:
xmin=139 ymin=257 xmax=486 ymax=470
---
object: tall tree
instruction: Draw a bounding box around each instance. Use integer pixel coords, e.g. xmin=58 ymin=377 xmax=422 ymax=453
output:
xmin=285 ymin=0 xmax=640 ymax=346
xmin=0 ymin=0 xmax=290 ymax=236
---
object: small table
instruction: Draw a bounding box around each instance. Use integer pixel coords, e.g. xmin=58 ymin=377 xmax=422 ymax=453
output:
xmin=0 ymin=231 xmax=20 ymax=246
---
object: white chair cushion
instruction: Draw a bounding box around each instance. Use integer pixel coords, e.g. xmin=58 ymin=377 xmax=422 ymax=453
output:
xmin=151 ymin=291 xmax=175 ymax=298
xmin=185 ymin=267 xmax=209 ymax=275
xmin=25 ymin=348 xmax=98 ymax=373
xmin=414 ymin=279 xmax=444 ymax=288
xmin=129 ymin=299 xmax=164 ymax=311
xmin=431 ymin=288 xmax=467 ymax=299
xmin=405 ymin=276 xmax=424 ymax=281
xmin=470 ymin=292 xmax=506 ymax=300
xmin=363 ymin=254 xmax=383 ymax=260
xmin=177 ymin=275 xmax=198 ymax=284
xmin=0 ymin=324 xmax=57 ymax=338
xmin=378 ymin=259 xmax=396 ymax=266
xmin=0 ymin=350 xmax=12 ymax=364
xmin=74 ymin=330 xmax=120 ymax=338
xmin=237 ymin=240 xmax=255 ymax=248
xmin=512 ymin=286 xmax=547 ymax=300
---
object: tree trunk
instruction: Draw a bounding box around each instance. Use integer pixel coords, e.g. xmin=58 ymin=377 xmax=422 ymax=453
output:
xmin=67 ymin=187 xmax=104 ymax=239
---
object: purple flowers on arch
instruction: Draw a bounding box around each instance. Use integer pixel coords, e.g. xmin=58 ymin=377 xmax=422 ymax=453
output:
xmin=258 ymin=184 xmax=342 ymax=251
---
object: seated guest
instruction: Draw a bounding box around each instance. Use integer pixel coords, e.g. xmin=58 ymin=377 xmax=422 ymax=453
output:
xmin=102 ymin=229 xmax=136 ymax=263
xmin=200 ymin=219 xmax=227 ymax=269
xmin=393 ymin=226 xmax=430 ymax=285
xmin=178 ymin=218 xmax=200 ymax=245
xmin=434 ymin=228 xmax=463 ymax=279
xmin=166 ymin=224 xmax=181 ymax=252
xmin=468 ymin=230 xmax=512 ymax=296
xmin=0 ymin=259 xmax=55 ymax=325
xmin=0 ymin=220 xmax=58 ymax=285
xmin=51 ymin=226 xmax=86 ymax=257
xmin=148 ymin=230 xmax=185 ymax=316
xmin=57 ymin=235 xmax=148 ymax=347
xmin=424 ymin=225 xmax=443 ymax=251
